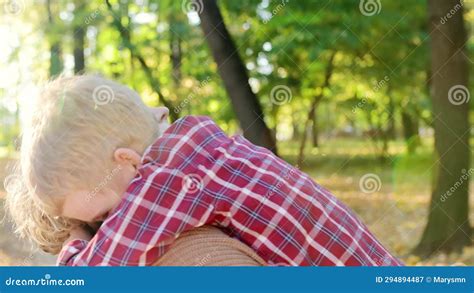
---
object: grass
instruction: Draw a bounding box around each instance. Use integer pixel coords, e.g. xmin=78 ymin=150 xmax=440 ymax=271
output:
xmin=0 ymin=138 xmax=472 ymax=265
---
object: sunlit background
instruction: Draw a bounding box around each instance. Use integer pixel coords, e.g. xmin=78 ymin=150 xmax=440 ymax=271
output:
xmin=0 ymin=0 xmax=473 ymax=266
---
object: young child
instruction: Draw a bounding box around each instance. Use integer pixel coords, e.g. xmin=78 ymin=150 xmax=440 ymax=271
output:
xmin=6 ymin=75 xmax=403 ymax=266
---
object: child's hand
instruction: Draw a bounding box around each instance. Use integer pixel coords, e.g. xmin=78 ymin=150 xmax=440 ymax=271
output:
xmin=63 ymin=226 xmax=92 ymax=246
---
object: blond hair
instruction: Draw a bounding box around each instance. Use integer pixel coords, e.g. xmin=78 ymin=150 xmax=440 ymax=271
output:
xmin=5 ymin=75 xmax=160 ymax=254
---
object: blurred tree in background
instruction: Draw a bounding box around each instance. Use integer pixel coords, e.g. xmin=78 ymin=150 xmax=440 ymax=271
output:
xmin=415 ymin=0 xmax=471 ymax=256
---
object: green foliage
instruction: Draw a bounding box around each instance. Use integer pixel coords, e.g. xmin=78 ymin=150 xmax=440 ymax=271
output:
xmin=0 ymin=0 xmax=471 ymax=150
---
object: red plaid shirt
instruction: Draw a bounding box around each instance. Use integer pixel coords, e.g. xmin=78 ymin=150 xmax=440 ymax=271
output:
xmin=58 ymin=115 xmax=402 ymax=266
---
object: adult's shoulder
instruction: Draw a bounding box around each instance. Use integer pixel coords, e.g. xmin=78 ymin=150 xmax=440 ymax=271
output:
xmin=154 ymin=226 xmax=266 ymax=266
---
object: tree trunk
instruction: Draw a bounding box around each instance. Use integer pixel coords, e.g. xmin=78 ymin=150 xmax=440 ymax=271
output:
xmin=169 ymin=17 xmax=182 ymax=87
xmin=415 ymin=0 xmax=471 ymax=256
xmin=73 ymin=0 xmax=85 ymax=73
xmin=291 ymin=110 xmax=301 ymax=139
xmin=196 ymin=0 xmax=277 ymax=154
xmin=401 ymin=106 xmax=420 ymax=153
xmin=169 ymin=13 xmax=186 ymax=113
xmin=311 ymin=110 xmax=319 ymax=147
xmin=297 ymin=52 xmax=336 ymax=166
xmin=49 ymin=43 xmax=63 ymax=77
xmin=46 ymin=0 xmax=63 ymax=77
xmin=386 ymin=87 xmax=396 ymax=140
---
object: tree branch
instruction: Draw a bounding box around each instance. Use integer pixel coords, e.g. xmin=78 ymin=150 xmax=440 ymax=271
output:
xmin=105 ymin=0 xmax=178 ymax=121
xmin=297 ymin=51 xmax=337 ymax=166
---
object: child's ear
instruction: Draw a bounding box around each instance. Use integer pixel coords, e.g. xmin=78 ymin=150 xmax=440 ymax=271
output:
xmin=150 ymin=107 xmax=169 ymax=123
xmin=113 ymin=148 xmax=141 ymax=167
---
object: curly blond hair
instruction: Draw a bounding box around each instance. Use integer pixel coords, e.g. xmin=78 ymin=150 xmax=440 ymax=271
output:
xmin=4 ymin=75 xmax=160 ymax=254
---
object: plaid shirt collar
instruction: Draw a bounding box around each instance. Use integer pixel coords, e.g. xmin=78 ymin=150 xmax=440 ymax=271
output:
xmin=140 ymin=115 xmax=216 ymax=166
